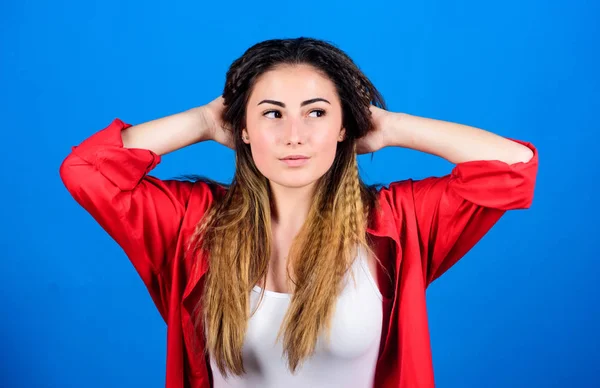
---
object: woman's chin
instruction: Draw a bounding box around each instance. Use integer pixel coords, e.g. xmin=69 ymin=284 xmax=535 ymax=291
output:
xmin=268 ymin=174 xmax=322 ymax=190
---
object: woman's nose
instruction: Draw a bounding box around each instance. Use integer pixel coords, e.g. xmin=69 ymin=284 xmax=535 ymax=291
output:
xmin=283 ymin=118 xmax=304 ymax=145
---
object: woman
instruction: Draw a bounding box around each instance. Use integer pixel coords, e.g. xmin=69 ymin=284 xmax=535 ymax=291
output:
xmin=60 ymin=37 xmax=538 ymax=388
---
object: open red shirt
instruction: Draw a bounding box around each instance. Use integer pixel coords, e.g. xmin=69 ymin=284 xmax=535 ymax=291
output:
xmin=60 ymin=118 xmax=538 ymax=387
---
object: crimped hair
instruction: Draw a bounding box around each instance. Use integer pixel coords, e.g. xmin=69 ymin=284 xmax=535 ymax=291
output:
xmin=187 ymin=37 xmax=388 ymax=377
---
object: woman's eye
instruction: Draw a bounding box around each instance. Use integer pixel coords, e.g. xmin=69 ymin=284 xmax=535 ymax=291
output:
xmin=308 ymin=109 xmax=326 ymax=118
xmin=264 ymin=110 xmax=282 ymax=119
xmin=263 ymin=110 xmax=325 ymax=118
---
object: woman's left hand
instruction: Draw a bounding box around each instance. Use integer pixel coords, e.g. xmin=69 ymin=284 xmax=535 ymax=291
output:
xmin=355 ymin=105 xmax=394 ymax=155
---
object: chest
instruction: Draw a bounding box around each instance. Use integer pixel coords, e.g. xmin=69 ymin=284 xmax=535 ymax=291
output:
xmin=263 ymin=235 xmax=395 ymax=300
xmin=210 ymin=254 xmax=384 ymax=387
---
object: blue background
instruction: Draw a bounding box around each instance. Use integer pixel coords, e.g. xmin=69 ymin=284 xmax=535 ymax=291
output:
xmin=2 ymin=0 xmax=598 ymax=387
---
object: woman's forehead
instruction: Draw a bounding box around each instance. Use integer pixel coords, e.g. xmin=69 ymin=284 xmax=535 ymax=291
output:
xmin=249 ymin=65 xmax=339 ymax=106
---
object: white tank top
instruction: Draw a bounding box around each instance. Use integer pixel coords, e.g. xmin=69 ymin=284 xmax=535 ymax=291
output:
xmin=209 ymin=248 xmax=383 ymax=388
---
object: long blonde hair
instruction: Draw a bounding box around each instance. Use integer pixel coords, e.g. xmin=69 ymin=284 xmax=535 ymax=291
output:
xmin=187 ymin=37 xmax=387 ymax=377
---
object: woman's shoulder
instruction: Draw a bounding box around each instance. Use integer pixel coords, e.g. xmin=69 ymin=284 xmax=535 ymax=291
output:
xmin=368 ymin=177 xmax=448 ymax=222
xmin=369 ymin=179 xmax=425 ymax=204
xmin=171 ymin=175 xmax=228 ymax=205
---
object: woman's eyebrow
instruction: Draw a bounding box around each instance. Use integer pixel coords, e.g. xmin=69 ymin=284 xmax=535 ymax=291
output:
xmin=257 ymin=98 xmax=331 ymax=107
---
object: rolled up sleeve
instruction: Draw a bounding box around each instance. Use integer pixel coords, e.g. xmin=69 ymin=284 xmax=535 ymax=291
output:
xmin=59 ymin=118 xmax=197 ymax=320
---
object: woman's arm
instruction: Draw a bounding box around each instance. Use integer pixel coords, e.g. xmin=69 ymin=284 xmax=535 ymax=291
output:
xmin=367 ymin=107 xmax=538 ymax=286
xmin=122 ymin=96 xmax=232 ymax=155
xmin=59 ymin=96 xmax=229 ymax=319
xmin=380 ymin=110 xmax=534 ymax=165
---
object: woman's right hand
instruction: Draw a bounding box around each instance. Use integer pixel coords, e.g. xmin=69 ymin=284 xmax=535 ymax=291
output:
xmin=199 ymin=96 xmax=234 ymax=150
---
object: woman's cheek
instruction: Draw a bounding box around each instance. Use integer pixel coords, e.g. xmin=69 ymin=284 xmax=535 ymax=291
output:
xmin=249 ymin=142 xmax=273 ymax=177
xmin=318 ymin=144 xmax=338 ymax=174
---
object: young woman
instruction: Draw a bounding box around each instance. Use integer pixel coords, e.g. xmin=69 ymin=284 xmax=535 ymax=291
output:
xmin=60 ymin=37 xmax=538 ymax=388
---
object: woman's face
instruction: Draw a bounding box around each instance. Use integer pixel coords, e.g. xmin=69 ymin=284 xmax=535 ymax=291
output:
xmin=243 ymin=64 xmax=345 ymax=189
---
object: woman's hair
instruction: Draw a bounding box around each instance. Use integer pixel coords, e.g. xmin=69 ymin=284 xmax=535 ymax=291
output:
xmin=187 ymin=37 xmax=387 ymax=377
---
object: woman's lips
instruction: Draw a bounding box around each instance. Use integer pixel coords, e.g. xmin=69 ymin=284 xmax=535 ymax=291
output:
xmin=280 ymin=155 xmax=310 ymax=167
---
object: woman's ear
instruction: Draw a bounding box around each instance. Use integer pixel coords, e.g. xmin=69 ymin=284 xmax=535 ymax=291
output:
xmin=242 ymin=128 xmax=250 ymax=144
xmin=338 ymin=127 xmax=346 ymax=142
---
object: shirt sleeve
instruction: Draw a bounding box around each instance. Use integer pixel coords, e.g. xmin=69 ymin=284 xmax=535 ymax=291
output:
xmin=59 ymin=118 xmax=204 ymax=320
xmin=383 ymin=138 xmax=538 ymax=287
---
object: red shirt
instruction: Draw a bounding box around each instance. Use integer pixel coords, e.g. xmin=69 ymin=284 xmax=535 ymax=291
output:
xmin=60 ymin=118 xmax=538 ymax=387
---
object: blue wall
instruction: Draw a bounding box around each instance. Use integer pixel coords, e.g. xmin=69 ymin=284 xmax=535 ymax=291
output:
xmin=2 ymin=0 xmax=598 ymax=387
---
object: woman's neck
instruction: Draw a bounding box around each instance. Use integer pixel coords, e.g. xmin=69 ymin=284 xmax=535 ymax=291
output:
xmin=269 ymin=182 xmax=315 ymax=235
